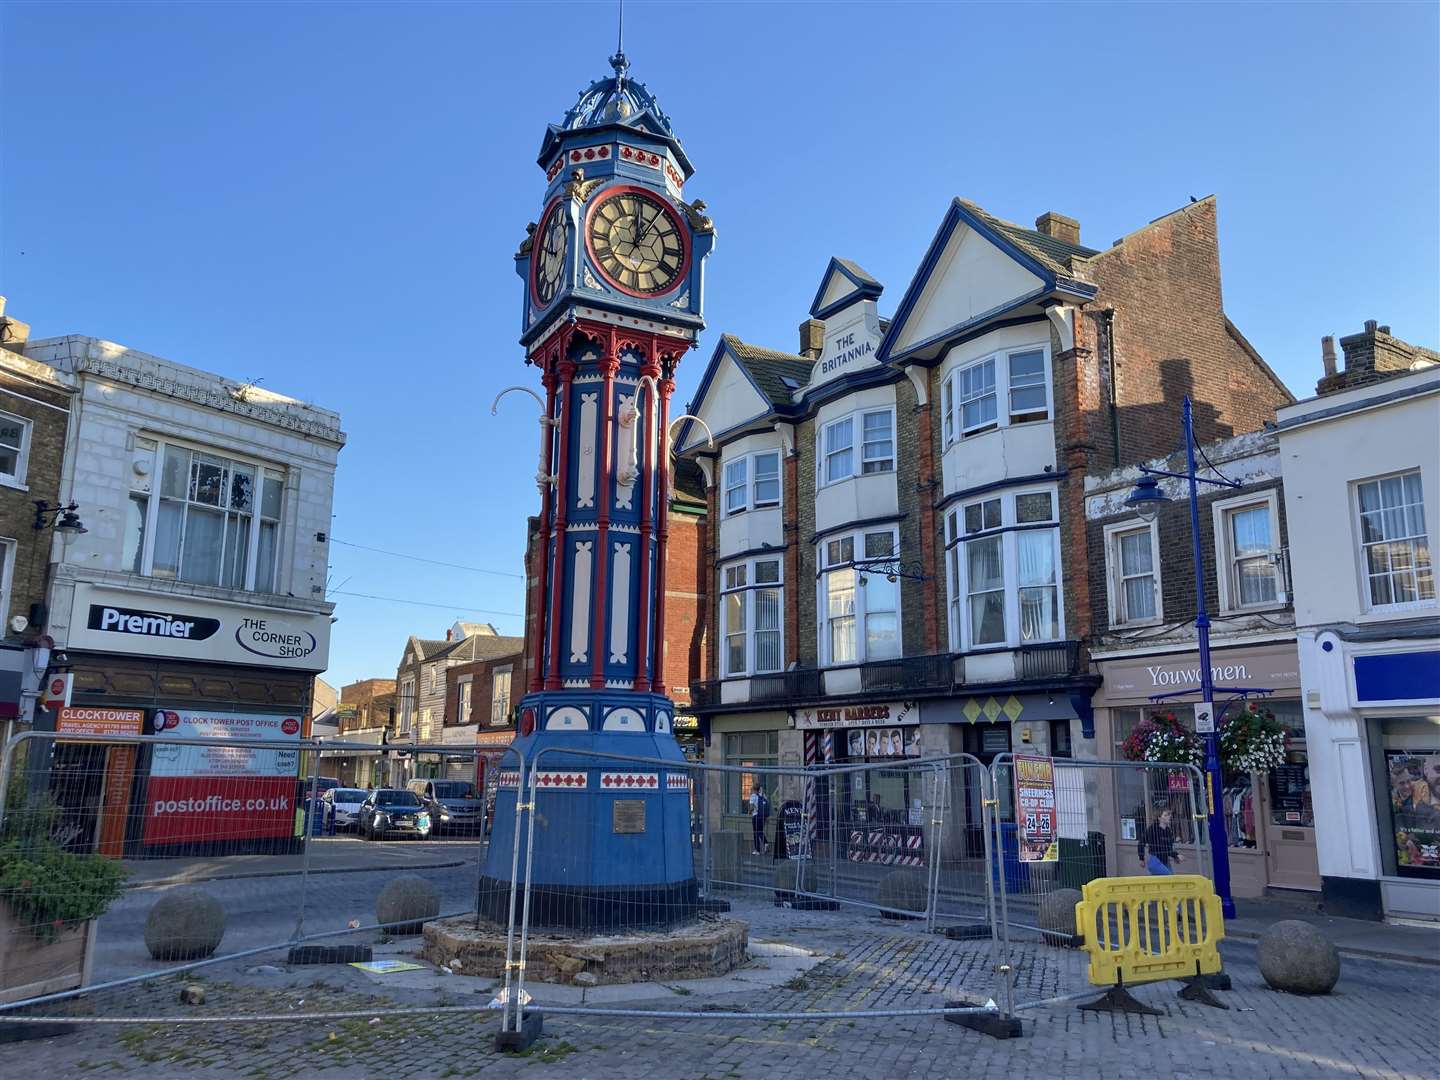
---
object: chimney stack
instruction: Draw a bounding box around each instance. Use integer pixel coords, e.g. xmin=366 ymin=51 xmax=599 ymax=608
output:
xmin=1035 ymin=212 xmax=1081 ymax=246
xmin=1321 ymin=336 xmax=1337 ymax=377
xmin=798 ymin=318 xmax=824 ymax=361
xmin=0 ymin=297 xmax=31 ymax=354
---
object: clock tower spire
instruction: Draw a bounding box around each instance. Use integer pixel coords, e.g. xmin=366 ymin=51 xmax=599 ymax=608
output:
xmin=480 ymin=49 xmax=715 ymax=931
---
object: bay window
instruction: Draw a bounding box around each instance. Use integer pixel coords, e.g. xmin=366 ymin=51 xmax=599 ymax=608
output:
xmin=136 ymin=441 xmax=285 ymax=593
xmin=723 ymin=449 xmax=782 ymax=515
xmin=945 ymin=489 xmax=1063 ymax=650
xmin=819 ymin=526 xmax=902 ymax=664
xmin=721 ymin=557 xmax=783 ymax=676
xmin=942 ymin=345 xmax=1052 ymax=446
xmin=819 ymin=408 xmax=895 ymax=486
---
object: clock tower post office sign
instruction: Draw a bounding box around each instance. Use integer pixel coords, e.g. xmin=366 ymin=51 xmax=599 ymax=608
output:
xmin=66 ymin=583 xmax=330 ymax=672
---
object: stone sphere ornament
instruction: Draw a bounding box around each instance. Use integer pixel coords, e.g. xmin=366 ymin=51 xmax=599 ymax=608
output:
xmin=1039 ymin=887 xmax=1084 ymax=945
xmin=145 ymin=887 xmax=226 ymax=961
xmin=1257 ymin=919 xmax=1341 ymax=995
xmin=376 ymin=874 xmax=441 ymax=935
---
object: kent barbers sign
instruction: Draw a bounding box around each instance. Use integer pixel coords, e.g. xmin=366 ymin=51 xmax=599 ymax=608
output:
xmin=69 ymin=583 xmax=329 ymax=672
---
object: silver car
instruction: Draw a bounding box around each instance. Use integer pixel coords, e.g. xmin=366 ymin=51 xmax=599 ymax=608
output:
xmin=323 ymin=787 xmax=371 ymax=832
xmin=408 ymin=779 xmax=485 ymax=834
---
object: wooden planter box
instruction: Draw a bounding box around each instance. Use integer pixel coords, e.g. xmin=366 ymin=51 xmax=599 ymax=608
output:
xmin=0 ymin=904 xmax=97 ymax=1006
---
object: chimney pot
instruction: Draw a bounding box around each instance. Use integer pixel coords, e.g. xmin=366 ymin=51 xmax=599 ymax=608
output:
xmin=1364 ymin=319 xmax=1378 ymax=333
xmin=1379 ymin=325 xmax=1391 ymax=335
xmin=1035 ymin=212 xmax=1081 ymax=246
xmin=1321 ymin=336 xmax=1337 ymax=377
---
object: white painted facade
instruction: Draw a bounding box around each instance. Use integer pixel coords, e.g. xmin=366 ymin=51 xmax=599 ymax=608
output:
xmin=1277 ymin=367 xmax=1440 ymax=921
xmin=25 ymin=335 xmax=343 ymax=673
xmin=812 ymin=382 xmax=899 ymax=536
xmin=716 ymin=430 xmax=785 ymax=558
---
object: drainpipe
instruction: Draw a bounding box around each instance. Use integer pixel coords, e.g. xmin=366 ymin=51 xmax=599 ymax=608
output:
xmin=1102 ymin=309 xmax=1120 ymax=467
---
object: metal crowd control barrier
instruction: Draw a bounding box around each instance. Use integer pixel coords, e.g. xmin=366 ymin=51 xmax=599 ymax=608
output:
xmin=0 ymin=728 xmax=508 ymax=1012
xmin=1074 ymin=874 xmax=1226 ymax=1014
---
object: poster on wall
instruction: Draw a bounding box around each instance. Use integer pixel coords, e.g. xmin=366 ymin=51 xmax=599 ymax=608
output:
xmin=847 ymin=727 xmax=923 ymax=759
xmin=1014 ymin=754 xmax=1059 ymax=862
xmin=143 ymin=710 xmax=302 ymax=845
xmin=1387 ymin=750 xmax=1440 ymax=875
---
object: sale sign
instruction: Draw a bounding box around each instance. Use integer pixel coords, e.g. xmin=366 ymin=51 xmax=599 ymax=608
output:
xmin=143 ymin=709 xmax=301 ymax=845
xmin=1014 ymin=755 xmax=1059 ymax=863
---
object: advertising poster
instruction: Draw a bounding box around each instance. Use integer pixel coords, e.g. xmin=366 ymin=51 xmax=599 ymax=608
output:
xmin=848 ymin=727 xmax=923 ymax=759
xmin=1387 ymin=750 xmax=1440 ymax=876
xmin=143 ymin=710 xmax=302 ymax=845
xmin=1014 ymin=754 xmax=1059 ymax=863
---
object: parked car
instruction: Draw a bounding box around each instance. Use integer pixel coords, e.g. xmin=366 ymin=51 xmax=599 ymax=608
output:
xmin=297 ymin=776 xmax=342 ymax=803
xmin=323 ymin=787 xmax=371 ymax=832
xmin=357 ymin=789 xmax=432 ymax=840
xmin=407 ymin=779 xmax=486 ymax=834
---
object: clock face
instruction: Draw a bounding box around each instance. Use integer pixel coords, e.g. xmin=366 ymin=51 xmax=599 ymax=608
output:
xmin=533 ymin=201 xmax=567 ymax=307
xmin=586 ymin=189 xmax=687 ymax=296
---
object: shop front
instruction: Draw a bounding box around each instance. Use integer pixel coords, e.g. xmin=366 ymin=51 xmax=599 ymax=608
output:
xmin=45 ymin=582 xmax=330 ymax=858
xmin=1092 ymin=640 xmax=1318 ymax=897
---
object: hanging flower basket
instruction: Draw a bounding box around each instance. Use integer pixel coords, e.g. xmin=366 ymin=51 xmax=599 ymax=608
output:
xmin=1219 ymin=702 xmax=1288 ymax=775
xmin=1121 ymin=711 xmax=1203 ymax=768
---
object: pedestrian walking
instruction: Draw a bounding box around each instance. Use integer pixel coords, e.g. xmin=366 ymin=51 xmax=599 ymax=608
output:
xmin=1138 ymin=807 xmax=1181 ymax=875
xmin=750 ymin=783 xmax=770 ymax=855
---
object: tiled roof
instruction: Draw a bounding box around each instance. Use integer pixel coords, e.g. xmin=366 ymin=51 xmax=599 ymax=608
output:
xmin=722 ymin=334 xmax=814 ymax=408
xmin=831 ymin=257 xmax=882 ymax=290
xmin=672 ymin=457 xmax=707 ymax=508
xmin=413 ymin=638 xmax=453 ymax=660
xmin=957 ymin=200 xmax=1099 ymax=274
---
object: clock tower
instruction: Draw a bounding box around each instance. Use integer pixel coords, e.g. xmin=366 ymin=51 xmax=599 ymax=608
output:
xmin=478 ymin=47 xmax=716 ymax=930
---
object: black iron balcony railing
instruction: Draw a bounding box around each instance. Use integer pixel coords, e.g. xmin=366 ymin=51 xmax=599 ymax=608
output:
xmin=858 ymin=653 xmax=954 ymax=693
xmin=1016 ymin=640 xmax=1083 ymax=680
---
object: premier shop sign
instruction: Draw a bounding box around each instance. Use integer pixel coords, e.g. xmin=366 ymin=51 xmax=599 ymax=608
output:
xmin=68 ymin=583 xmax=329 ymax=672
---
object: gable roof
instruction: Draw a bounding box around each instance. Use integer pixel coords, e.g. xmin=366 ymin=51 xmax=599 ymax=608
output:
xmin=671 ymin=457 xmax=707 ymax=509
xmin=809 ymin=256 xmax=884 ymax=320
xmin=723 ymin=334 xmax=815 ymax=408
xmin=876 ymin=197 xmax=1099 ymax=367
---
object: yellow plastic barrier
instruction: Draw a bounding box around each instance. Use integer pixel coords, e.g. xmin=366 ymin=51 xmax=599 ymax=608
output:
xmin=1074 ymin=875 xmax=1224 ymax=988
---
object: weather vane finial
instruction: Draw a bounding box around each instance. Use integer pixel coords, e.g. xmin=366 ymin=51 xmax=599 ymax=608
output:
xmin=609 ymin=0 xmax=629 ymax=79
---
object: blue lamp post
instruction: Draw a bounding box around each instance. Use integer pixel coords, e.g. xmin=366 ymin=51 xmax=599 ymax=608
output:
xmin=1124 ymin=396 xmax=1249 ymax=920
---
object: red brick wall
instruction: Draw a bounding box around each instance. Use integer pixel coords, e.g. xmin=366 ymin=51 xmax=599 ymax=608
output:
xmin=663 ymin=506 xmax=708 ymax=708
xmin=445 ymin=654 xmax=521 ymax=727
xmin=1085 ymin=197 xmax=1293 ymax=460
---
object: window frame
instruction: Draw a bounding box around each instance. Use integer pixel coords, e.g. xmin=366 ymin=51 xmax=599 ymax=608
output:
xmin=455 ymin=676 xmax=473 ymax=726
xmin=945 ymin=488 xmax=1064 ymax=651
xmin=1352 ymin=468 xmax=1436 ymax=611
xmin=0 ymin=411 xmax=32 ymax=488
xmin=1211 ymin=490 xmax=1286 ymax=614
xmin=816 ymin=524 xmax=903 ymax=666
xmin=490 ymin=665 xmax=513 ymax=725
xmin=721 ymin=448 xmax=783 ymax=515
xmin=942 ymin=344 xmax=1053 ymax=447
xmin=133 ymin=436 xmax=287 ymax=594
xmin=719 ymin=556 xmax=784 ymax=677
xmin=1104 ymin=518 xmax=1164 ymax=629
xmin=0 ymin=537 xmax=14 ymax=629
xmin=818 ymin=407 xmax=896 ymax=487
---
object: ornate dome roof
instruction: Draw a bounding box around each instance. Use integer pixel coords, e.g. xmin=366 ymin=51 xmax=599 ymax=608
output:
xmin=558 ymin=50 xmax=675 ymax=137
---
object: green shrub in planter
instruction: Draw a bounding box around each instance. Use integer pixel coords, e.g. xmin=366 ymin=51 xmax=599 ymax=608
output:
xmin=0 ymin=839 xmax=128 ymax=943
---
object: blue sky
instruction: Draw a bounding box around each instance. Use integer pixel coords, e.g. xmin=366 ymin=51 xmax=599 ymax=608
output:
xmin=2 ymin=1 xmax=1436 ymax=690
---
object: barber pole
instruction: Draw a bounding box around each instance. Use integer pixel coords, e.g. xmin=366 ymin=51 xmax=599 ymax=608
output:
xmin=801 ymin=731 xmax=818 ymax=859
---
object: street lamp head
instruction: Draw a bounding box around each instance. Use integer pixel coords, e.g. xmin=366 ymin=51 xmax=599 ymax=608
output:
xmin=55 ymin=508 xmax=87 ymax=545
xmin=1124 ymin=475 xmax=1168 ymax=523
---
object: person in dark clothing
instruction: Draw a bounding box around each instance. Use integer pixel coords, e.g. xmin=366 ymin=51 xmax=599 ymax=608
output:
xmin=1138 ymin=808 xmax=1182 ymax=875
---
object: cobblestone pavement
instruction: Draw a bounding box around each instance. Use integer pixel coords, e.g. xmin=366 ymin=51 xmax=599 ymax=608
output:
xmin=3 ymin=893 xmax=1436 ymax=1079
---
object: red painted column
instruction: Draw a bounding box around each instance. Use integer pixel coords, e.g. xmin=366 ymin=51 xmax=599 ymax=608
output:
xmin=589 ymin=341 xmax=620 ymax=688
xmin=632 ymin=357 xmax=660 ymax=693
xmin=651 ymin=362 xmax=675 ymax=696
xmin=545 ymin=356 xmax=577 ymax=691
xmin=529 ymin=368 xmax=558 ymax=692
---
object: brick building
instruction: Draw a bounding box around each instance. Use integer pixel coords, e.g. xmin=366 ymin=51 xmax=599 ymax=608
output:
xmin=678 ymin=195 xmax=1293 ymax=870
xmin=0 ymin=298 xmax=77 ymax=731
xmin=443 ymin=645 xmax=522 ymax=798
xmin=334 ymin=677 xmax=396 ymax=786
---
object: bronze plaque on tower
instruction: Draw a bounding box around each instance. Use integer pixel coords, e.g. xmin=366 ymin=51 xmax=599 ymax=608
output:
xmin=612 ymin=800 xmax=646 ymax=834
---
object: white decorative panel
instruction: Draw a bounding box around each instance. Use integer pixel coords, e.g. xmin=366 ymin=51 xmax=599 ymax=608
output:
xmin=577 ymin=392 xmax=598 ymax=509
xmin=570 ymin=540 xmax=592 ymax=662
xmin=654 ymin=711 xmax=672 ymax=735
xmin=615 ymin=392 xmax=636 ymax=510
xmin=602 ymin=707 xmax=645 ymax=732
xmin=545 ymin=706 xmax=589 ymax=732
xmin=609 ymin=542 xmax=632 ymax=664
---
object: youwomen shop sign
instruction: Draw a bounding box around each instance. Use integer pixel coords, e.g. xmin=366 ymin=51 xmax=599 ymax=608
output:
xmin=1095 ymin=644 xmax=1300 ymax=705
xmin=65 ymin=583 xmax=329 ymax=672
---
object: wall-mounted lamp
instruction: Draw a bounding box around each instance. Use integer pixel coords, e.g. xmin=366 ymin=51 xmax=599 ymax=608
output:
xmin=34 ymin=501 xmax=87 ymax=545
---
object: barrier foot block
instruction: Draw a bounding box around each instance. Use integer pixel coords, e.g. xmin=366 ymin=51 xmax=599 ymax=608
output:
xmin=944 ymin=1004 xmax=1024 ymax=1039
xmin=1178 ymin=977 xmax=1229 ymax=1010
xmin=941 ymin=923 xmax=993 ymax=941
xmin=287 ymin=944 xmax=373 ymax=965
xmin=1078 ymin=985 xmax=1162 ymax=1016
xmin=1190 ymin=970 xmax=1231 ymax=991
xmin=494 ymin=1011 xmax=544 ymax=1053
xmin=0 ymin=1020 xmax=75 ymax=1044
